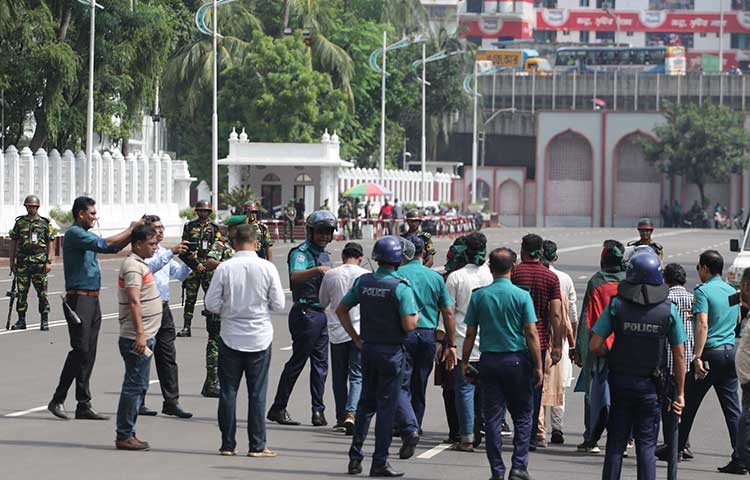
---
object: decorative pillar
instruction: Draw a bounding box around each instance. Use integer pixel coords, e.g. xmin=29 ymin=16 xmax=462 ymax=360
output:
xmin=138 ymin=152 xmax=150 ymax=205
xmin=161 ymin=153 xmax=173 ymax=204
xmin=102 ymin=151 xmax=114 ymax=205
xmin=126 ymin=152 xmax=139 ymax=204
xmin=114 ymin=150 xmax=126 ymax=204
xmin=34 ymin=148 xmax=49 ymax=206
xmin=5 ymin=146 xmax=20 ymax=206
xmin=49 ymin=149 xmax=62 ymax=207
xmin=151 ymin=153 xmax=162 ymax=206
xmin=62 ymin=150 xmax=77 ymax=205
xmin=91 ymin=150 xmax=103 ymax=201
xmin=75 ymin=151 xmax=86 ymax=196
xmin=19 ymin=147 xmax=34 ymax=203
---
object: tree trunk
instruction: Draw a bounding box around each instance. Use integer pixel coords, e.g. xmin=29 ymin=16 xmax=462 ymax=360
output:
xmin=29 ymin=110 xmax=48 ymax=151
xmin=697 ymin=182 xmax=706 ymax=210
xmin=282 ymin=0 xmax=291 ymax=32
xmin=58 ymin=5 xmax=72 ymax=41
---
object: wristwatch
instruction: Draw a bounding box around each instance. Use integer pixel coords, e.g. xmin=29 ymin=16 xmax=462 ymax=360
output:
xmin=46 ymin=259 xmax=52 ymax=264
xmin=448 ymin=345 xmax=457 ymax=349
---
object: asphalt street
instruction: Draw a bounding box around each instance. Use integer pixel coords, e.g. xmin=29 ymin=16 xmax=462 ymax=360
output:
xmin=0 ymin=227 xmax=743 ymax=480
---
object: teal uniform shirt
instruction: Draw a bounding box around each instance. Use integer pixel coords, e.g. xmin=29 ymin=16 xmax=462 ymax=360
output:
xmin=464 ymin=277 xmax=537 ymax=353
xmin=341 ymin=268 xmax=419 ymax=317
xmin=288 ymin=240 xmax=330 ymax=308
xmin=397 ymin=259 xmax=454 ymax=329
xmin=693 ymin=276 xmax=740 ymax=349
xmin=593 ymin=299 xmax=688 ymax=347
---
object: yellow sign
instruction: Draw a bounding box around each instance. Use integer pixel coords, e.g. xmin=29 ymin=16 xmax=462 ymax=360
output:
xmin=476 ymin=50 xmax=523 ymax=67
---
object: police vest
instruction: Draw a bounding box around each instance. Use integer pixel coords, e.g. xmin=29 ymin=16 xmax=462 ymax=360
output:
xmin=288 ymin=242 xmax=332 ymax=305
xmin=358 ymin=274 xmax=406 ymax=345
xmin=608 ymin=297 xmax=671 ymax=377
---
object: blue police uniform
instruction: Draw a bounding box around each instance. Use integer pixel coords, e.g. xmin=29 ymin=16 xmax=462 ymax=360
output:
xmin=343 ymin=268 xmax=418 ymax=469
xmin=593 ymin=296 xmax=687 ymax=480
xmin=270 ymin=240 xmax=332 ymax=415
xmin=395 ymin=259 xmax=454 ymax=435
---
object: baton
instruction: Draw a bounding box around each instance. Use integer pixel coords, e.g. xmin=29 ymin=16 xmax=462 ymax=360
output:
xmin=60 ymin=295 xmax=82 ymax=325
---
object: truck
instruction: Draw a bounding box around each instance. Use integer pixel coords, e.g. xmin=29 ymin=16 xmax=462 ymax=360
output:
xmin=727 ymin=216 xmax=750 ymax=286
xmin=476 ymin=49 xmax=552 ymax=75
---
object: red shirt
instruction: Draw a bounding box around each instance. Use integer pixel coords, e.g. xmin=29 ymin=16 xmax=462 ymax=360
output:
xmin=379 ymin=204 xmax=393 ymax=218
xmin=511 ymin=260 xmax=561 ymax=351
xmin=586 ymin=281 xmax=619 ymax=350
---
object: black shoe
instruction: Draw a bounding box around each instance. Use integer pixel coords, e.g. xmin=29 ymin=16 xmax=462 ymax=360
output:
xmin=509 ymin=468 xmax=533 ymax=480
xmin=138 ymin=405 xmax=158 ymax=416
xmin=718 ymin=460 xmax=747 ymax=475
xmin=48 ymin=401 xmax=69 ymax=420
xmin=655 ymin=444 xmax=668 ymax=462
xmin=312 ymin=411 xmax=328 ymax=427
xmin=267 ymin=408 xmax=300 ymax=426
xmin=399 ymin=431 xmax=419 ymax=459
xmin=162 ymin=403 xmax=193 ymax=419
xmin=201 ymin=382 xmax=220 ymax=398
xmin=10 ymin=319 xmax=26 ymax=330
xmin=550 ymin=430 xmax=564 ymax=445
xmin=176 ymin=327 xmax=191 ymax=338
xmin=75 ymin=407 xmax=109 ymax=420
xmin=682 ymin=447 xmax=694 ymax=460
xmin=348 ymin=459 xmax=363 ymax=475
xmin=40 ymin=314 xmax=49 ymax=331
xmin=369 ymin=462 xmax=404 ymax=477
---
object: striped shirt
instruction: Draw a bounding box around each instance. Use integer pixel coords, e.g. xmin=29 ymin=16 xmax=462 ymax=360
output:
xmin=118 ymin=253 xmax=162 ymax=340
xmin=666 ymin=285 xmax=695 ymax=374
xmin=511 ymin=260 xmax=561 ymax=351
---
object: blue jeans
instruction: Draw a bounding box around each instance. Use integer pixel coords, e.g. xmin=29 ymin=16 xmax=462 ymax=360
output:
xmin=603 ymin=373 xmax=661 ymax=480
xmin=349 ymin=343 xmax=405 ymax=467
xmin=480 ymin=351 xmax=534 ymax=479
xmin=678 ymin=344 xmax=741 ymax=461
xmin=218 ymin=340 xmax=272 ymax=453
xmin=455 ymin=359 xmax=481 ymax=443
xmin=397 ymin=328 xmax=436 ymax=434
xmin=330 ymin=341 xmax=363 ymax=421
xmin=116 ymin=336 xmax=155 ymax=441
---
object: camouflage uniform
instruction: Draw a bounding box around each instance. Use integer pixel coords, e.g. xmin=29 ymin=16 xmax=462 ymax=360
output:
xmin=201 ymin=237 xmax=235 ymax=396
xmin=627 ymin=239 xmax=664 ymax=260
xmin=10 ymin=215 xmax=53 ymax=315
xmin=180 ymin=219 xmax=220 ymax=332
xmin=283 ymin=203 xmax=296 ymax=242
xmin=250 ymin=220 xmax=273 ymax=259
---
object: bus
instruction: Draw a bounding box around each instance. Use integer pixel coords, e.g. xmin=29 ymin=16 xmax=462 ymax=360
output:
xmin=553 ymin=46 xmax=686 ymax=75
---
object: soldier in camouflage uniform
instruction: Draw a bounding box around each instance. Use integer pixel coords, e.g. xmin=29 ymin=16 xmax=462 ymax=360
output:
xmin=177 ymin=200 xmax=220 ymax=338
xmin=627 ymin=217 xmax=664 ymax=260
xmin=9 ymin=195 xmax=54 ymax=331
xmin=199 ymin=215 xmax=243 ymax=397
xmin=283 ymin=199 xmax=296 ymax=243
xmin=245 ymin=201 xmax=273 ymax=261
xmin=403 ymin=208 xmax=437 ymax=268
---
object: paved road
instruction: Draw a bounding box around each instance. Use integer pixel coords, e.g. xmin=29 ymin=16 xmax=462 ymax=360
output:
xmin=0 ymin=227 xmax=743 ymax=480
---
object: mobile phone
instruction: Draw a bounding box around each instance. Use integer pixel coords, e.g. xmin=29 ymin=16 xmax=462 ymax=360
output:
xmin=186 ymin=241 xmax=199 ymax=252
xmin=729 ymin=292 xmax=741 ymax=307
xmin=132 ymin=345 xmax=153 ymax=358
xmin=464 ymin=363 xmax=479 ymax=382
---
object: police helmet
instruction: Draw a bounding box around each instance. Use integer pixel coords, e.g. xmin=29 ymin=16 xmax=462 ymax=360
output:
xmin=244 ymin=201 xmax=260 ymax=213
xmin=406 ymin=209 xmax=422 ymax=221
xmin=306 ymin=210 xmax=337 ymax=231
xmin=195 ymin=199 xmax=212 ymax=211
xmin=373 ymin=236 xmax=403 ymax=265
xmin=400 ymin=237 xmax=416 ymax=262
xmin=626 ymin=251 xmax=663 ymax=286
xmin=23 ymin=194 xmax=40 ymax=207
xmin=637 ymin=217 xmax=655 ymax=230
xmin=402 ymin=233 xmax=424 ymax=256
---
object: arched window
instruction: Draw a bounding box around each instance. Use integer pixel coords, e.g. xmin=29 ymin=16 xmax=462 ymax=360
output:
xmin=262 ymin=173 xmax=281 ymax=182
xmin=295 ymin=173 xmax=313 ymax=183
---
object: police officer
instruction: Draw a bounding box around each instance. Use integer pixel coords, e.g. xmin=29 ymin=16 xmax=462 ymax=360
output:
xmin=244 ymin=201 xmax=273 ymax=260
xmin=403 ymin=209 xmax=437 ymax=268
xmin=589 ymin=251 xmax=687 ymax=480
xmin=177 ymin=200 xmax=220 ymax=337
xmin=336 ymin=236 xmax=419 ymax=478
xmin=198 ymin=215 xmax=243 ymax=397
xmin=267 ymin=210 xmax=336 ymax=426
xmin=283 ymin=199 xmax=297 ymax=243
xmin=627 ymin=217 xmax=663 ymax=260
xmin=395 ymin=234 xmax=456 ymax=459
xmin=8 ymin=194 xmax=54 ymax=330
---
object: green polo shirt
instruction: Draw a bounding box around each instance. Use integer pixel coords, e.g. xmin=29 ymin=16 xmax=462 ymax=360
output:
xmin=693 ymin=276 xmax=739 ymax=349
xmin=464 ymin=278 xmax=537 ymax=353
xmin=397 ymin=259 xmax=454 ymax=329
xmin=593 ymin=299 xmax=688 ymax=347
xmin=341 ymin=268 xmax=418 ymax=317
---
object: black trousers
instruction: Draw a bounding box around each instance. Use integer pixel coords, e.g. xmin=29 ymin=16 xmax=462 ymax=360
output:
xmin=52 ymin=295 xmax=101 ymax=407
xmin=152 ymin=303 xmax=180 ymax=406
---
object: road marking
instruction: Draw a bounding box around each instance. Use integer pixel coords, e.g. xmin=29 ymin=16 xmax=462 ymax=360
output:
xmin=4 ymin=406 xmax=48 ymax=417
xmin=556 ymin=230 xmax=696 ymax=254
xmin=280 ymin=346 xmax=293 ymax=351
xmin=149 ymin=380 xmax=160 ymax=385
xmin=417 ymin=443 xmax=452 ymax=459
xmin=577 ymin=275 xmax=587 ymax=280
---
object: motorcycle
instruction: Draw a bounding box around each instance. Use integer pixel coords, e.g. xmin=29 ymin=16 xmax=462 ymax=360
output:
xmin=714 ymin=210 xmax=732 ymax=229
xmin=735 ymin=210 xmax=745 ymax=230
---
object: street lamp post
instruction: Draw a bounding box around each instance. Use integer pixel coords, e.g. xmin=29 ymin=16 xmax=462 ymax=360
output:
xmin=77 ymin=0 xmax=103 ymax=194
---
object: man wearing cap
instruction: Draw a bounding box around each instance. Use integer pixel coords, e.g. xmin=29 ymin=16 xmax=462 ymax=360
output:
xmin=9 ymin=194 xmax=54 ymax=330
xmin=336 ymin=235 xmax=419 ymax=477
xmin=245 ymin=202 xmax=273 ymax=260
xmin=319 ymin=242 xmax=369 ymax=434
xmin=627 ymin=218 xmax=663 ymax=260
xmin=197 ymin=214 xmax=244 ymax=397
xmin=395 ymin=233 xmax=457 ymax=459
xmin=178 ymin=200 xmax=220 ymax=337
xmin=283 ymin=200 xmax=297 ymax=243
xmin=403 ymin=209 xmax=437 ymax=268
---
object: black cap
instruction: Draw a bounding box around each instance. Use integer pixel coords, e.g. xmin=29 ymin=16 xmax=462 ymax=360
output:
xmin=342 ymin=242 xmax=364 ymax=257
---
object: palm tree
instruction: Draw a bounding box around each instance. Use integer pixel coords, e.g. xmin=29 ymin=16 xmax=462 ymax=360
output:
xmin=380 ymin=0 xmax=430 ymax=37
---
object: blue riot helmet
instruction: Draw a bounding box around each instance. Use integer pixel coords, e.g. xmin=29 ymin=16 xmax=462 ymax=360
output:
xmin=372 ymin=236 xmax=404 ymax=266
xmin=626 ymin=251 xmax=664 ymax=286
xmin=305 ymin=210 xmax=337 ymax=242
xmin=402 ymin=234 xmax=424 ymax=257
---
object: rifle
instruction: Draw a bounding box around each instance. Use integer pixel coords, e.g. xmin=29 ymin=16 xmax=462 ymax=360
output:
xmin=6 ymin=276 xmax=17 ymax=330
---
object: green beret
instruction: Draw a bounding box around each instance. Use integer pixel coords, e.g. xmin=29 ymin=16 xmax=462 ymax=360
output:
xmin=225 ymin=215 xmax=247 ymax=227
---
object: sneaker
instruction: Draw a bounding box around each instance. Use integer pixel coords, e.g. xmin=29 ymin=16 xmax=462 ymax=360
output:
xmin=577 ymin=441 xmax=600 ymax=454
xmin=247 ymin=448 xmax=277 ymax=458
xmin=550 ymin=430 xmax=564 ymax=445
xmin=501 ymin=420 xmax=512 ymax=437
xmin=332 ymin=419 xmax=347 ymax=432
xmin=343 ymin=412 xmax=355 ymax=436
xmin=718 ymin=459 xmax=747 ymax=474
xmin=220 ymin=449 xmax=237 ymax=456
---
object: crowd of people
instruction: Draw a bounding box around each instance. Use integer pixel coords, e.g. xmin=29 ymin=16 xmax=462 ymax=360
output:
xmin=10 ymin=193 xmax=750 ymax=479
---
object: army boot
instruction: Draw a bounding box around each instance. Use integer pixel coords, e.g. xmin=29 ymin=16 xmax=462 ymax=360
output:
xmin=176 ymin=319 xmax=191 ymax=338
xmin=11 ymin=313 xmax=26 ymax=330
xmin=201 ymin=373 xmax=220 ymax=398
xmin=40 ymin=313 xmax=49 ymax=331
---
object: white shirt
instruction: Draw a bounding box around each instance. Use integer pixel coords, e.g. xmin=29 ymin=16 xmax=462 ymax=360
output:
xmin=737 ymin=315 xmax=750 ymax=385
xmin=551 ymin=265 xmax=577 ymax=387
xmin=445 ymin=263 xmax=493 ymax=361
xmin=319 ymin=263 xmax=370 ymax=344
xmin=204 ymin=250 xmax=285 ymax=352
xmin=145 ymin=245 xmax=192 ymax=302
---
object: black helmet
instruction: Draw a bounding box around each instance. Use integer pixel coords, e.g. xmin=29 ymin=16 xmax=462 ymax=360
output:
xmin=637 ymin=217 xmax=654 ymax=230
xmin=306 ymin=210 xmax=337 ymax=230
xmin=23 ymin=194 xmax=40 ymax=207
xmin=195 ymin=199 xmax=212 ymax=211
xmin=406 ymin=209 xmax=422 ymax=221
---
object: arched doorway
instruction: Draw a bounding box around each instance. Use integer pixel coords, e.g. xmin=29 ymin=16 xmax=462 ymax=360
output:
xmin=467 ymin=179 xmax=491 ymax=211
xmin=261 ymin=172 xmax=281 ymax=219
xmin=613 ymin=133 xmax=661 ymax=227
xmin=497 ymin=180 xmax=522 ymax=227
xmin=545 ymin=131 xmax=593 ymax=226
xmin=294 ymin=173 xmax=314 ymax=220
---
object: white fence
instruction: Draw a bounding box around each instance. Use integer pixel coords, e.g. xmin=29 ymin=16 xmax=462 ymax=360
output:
xmin=0 ymin=145 xmax=194 ymax=236
xmin=338 ymin=167 xmax=455 ymax=206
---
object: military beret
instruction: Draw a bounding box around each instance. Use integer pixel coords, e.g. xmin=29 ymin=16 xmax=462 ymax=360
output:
xmin=225 ymin=215 xmax=248 ymax=227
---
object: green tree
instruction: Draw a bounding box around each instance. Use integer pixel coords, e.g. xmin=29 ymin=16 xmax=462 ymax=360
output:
xmin=641 ymin=101 xmax=750 ymax=208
